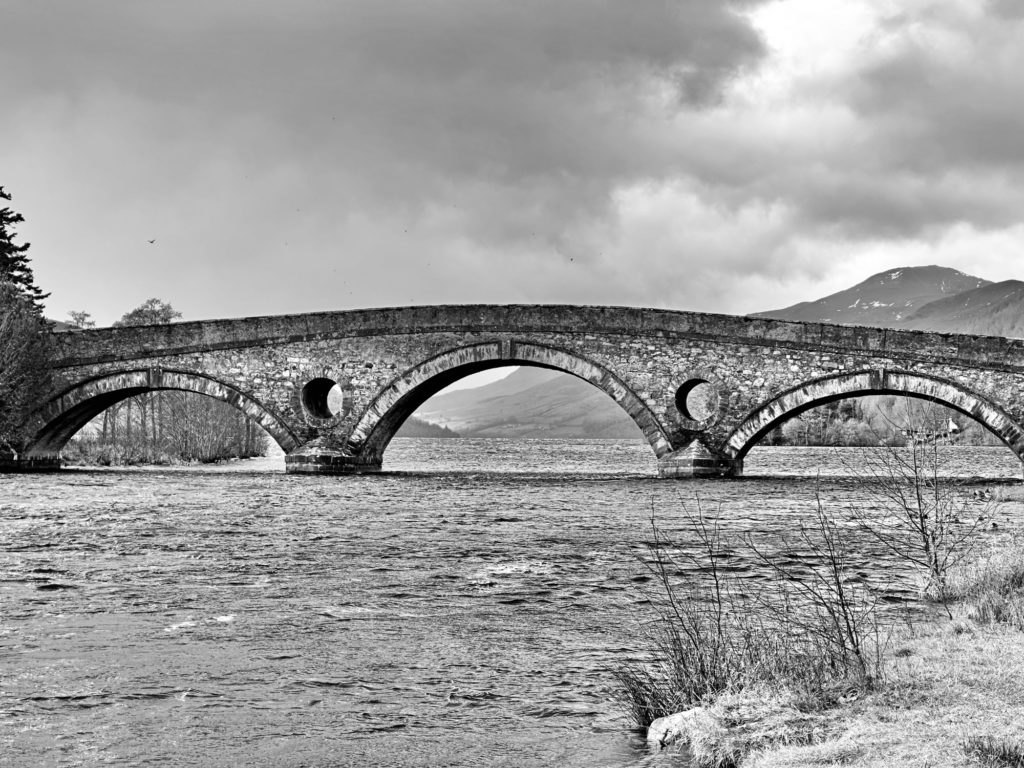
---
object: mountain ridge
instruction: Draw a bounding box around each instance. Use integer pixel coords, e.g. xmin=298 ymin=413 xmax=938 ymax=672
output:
xmin=755 ymin=265 xmax=990 ymax=326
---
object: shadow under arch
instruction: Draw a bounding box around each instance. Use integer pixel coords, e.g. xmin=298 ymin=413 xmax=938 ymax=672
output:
xmin=25 ymin=368 xmax=300 ymax=458
xmin=724 ymin=368 xmax=1024 ymax=461
xmin=346 ymin=340 xmax=674 ymax=464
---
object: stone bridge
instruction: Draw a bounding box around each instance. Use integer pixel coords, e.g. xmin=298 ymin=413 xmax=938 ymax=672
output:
xmin=13 ymin=305 xmax=1024 ymax=477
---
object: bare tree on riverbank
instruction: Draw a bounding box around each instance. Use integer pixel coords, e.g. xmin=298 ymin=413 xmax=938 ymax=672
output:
xmin=838 ymin=401 xmax=989 ymax=606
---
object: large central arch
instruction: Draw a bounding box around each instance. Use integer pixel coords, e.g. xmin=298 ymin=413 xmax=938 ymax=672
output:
xmin=345 ymin=340 xmax=673 ymax=465
xmin=724 ymin=368 xmax=1024 ymax=461
xmin=25 ymin=368 xmax=299 ymax=459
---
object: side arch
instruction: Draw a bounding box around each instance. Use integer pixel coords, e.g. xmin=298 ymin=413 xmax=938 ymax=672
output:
xmin=346 ymin=340 xmax=674 ymax=463
xmin=25 ymin=368 xmax=300 ymax=458
xmin=724 ymin=368 xmax=1024 ymax=460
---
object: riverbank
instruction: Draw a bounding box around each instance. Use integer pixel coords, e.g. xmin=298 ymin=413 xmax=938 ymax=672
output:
xmin=645 ymin=525 xmax=1024 ymax=767
xmin=742 ymin=614 xmax=1024 ymax=767
xmin=645 ymin=610 xmax=1024 ymax=768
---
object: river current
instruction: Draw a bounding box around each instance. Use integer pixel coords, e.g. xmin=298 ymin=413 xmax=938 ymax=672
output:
xmin=2 ymin=440 xmax=1022 ymax=767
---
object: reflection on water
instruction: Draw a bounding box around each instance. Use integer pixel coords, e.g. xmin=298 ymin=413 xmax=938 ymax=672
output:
xmin=1 ymin=440 xmax=1021 ymax=767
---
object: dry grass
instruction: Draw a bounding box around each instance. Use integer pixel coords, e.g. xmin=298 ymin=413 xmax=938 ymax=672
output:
xmin=991 ymin=487 xmax=1024 ymax=504
xmin=645 ymin=686 xmax=850 ymax=768
xmin=963 ymin=735 xmax=1024 ymax=766
xmin=741 ymin=618 xmax=1024 ymax=767
xmin=944 ymin=534 xmax=1024 ymax=631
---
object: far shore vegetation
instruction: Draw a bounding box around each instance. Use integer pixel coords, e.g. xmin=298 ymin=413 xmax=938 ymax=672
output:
xmin=761 ymin=395 xmax=1003 ymax=449
xmin=394 ymin=416 xmax=461 ymax=438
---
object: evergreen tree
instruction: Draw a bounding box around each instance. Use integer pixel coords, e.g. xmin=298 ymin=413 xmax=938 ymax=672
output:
xmin=0 ymin=283 xmax=52 ymax=452
xmin=0 ymin=186 xmax=48 ymax=314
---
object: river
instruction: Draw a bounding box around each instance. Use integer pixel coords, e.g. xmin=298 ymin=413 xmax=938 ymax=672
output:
xmin=2 ymin=440 xmax=1022 ymax=767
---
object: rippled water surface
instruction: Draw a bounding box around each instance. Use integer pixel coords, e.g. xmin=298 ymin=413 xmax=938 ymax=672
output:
xmin=2 ymin=440 xmax=1022 ymax=767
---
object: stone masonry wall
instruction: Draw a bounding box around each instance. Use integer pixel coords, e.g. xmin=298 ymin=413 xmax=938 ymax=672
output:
xmin=39 ymin=305 xmax=1024 ymax=473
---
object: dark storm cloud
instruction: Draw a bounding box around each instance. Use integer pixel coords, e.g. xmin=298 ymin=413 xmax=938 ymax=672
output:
xmin=3 ymin=0 xmax=1023 ymax=322
xmin=6 ymin=0 xmax=780 ymax=305
xmin=784 ymin=2 xmax=1024 ymax=239
xmin=988 ymin=0 xmax=1024 ymax=20
xmin=2 ymin=1 xmax=764 ymax=197
xmin=853 ymin=19 xmax=1024 ymax=172
xmin=0 ymin=0 xmax=778 ymax=320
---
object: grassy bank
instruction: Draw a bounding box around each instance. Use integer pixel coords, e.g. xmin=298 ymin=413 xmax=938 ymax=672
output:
xmin=744 ymin=610 xmax=1024 ymax=767
xmin=627 ymin=496 xmax=1024 ymax=767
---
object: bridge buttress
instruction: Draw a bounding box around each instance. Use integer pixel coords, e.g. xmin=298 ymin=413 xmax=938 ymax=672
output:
xmin=656 ymin=441 xmax=743 ymax=479
xmin=0 ymin=450 xmax=62 ymax=473
xmin=283 ymin=438 xmax=382 ymax=475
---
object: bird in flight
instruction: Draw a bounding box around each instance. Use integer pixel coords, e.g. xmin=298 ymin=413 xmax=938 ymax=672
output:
xmin=147 ymin=239 xmax=156 ymax=244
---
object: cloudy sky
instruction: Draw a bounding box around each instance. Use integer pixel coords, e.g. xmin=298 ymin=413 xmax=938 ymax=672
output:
xmin=3 ymin=0 xmax=1023 ymax=326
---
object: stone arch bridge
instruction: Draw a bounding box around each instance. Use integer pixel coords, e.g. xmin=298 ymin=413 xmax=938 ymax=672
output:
xmin=13 ymin=305 xmax=1024 ymax=477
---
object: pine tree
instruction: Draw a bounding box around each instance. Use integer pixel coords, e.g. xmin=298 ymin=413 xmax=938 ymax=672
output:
xmin=0 ymin=283 xmax=52 ymax=452
xmin=0 ymin=186 xmax=48 ymax=314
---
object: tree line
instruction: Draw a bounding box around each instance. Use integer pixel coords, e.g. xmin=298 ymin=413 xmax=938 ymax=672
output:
xmin=764 ymin=395 xmax=1001 ymax=449
xmin=0 ymin=185 xmax=267 ymax=465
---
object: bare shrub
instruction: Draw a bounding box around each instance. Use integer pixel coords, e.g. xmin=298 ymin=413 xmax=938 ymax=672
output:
xmin=746 ymin=494 xmax=884 ymax=690
xmin=837 ymin=398 xmax=990 ymax=607
xmin=615 ymin=501 xmax=883 ymax=729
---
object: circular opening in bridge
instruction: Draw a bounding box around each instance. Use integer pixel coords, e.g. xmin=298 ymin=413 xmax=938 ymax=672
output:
xmin=301 ymin=377 xmax=346 ymax=419
xmin=675 ymin=379 xmax=718 ymax=422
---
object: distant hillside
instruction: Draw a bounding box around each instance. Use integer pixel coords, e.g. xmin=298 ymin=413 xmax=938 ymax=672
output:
xmin=759 ymin=265 xmax=1024 ymax=339
xmin=757 ymin=266 xmax=989 ymax=326
xmin=413 ymin=366 xmax=643 ymax=439
xmin=900 ymin=280 xmax=1024 ymax=337
xmin=416 ymin=367 xmax=559 ymax=419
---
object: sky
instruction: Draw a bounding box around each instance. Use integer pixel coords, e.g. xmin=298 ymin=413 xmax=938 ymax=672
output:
xmin=3 ymin=0 xmax=1024 ymax=327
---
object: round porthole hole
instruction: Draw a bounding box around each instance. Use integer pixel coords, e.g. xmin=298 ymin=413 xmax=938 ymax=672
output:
xmin=301 ymin=377 xmax=346 ymax=419
xmin=675 ymin=379 xmax=719 ymax=423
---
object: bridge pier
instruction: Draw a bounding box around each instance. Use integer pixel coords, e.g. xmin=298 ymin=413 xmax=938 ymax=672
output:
xmin=284 ymin=439 xmax=382 ymax=475
xmin=657 ymin=443 xmax=742 ymax=479
xmin=0 ymin=449 xmax=62 ymax=473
